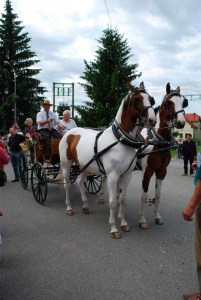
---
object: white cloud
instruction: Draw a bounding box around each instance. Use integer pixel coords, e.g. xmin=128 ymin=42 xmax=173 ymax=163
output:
xmin=0 ymin=0 xmax=200 ymax=116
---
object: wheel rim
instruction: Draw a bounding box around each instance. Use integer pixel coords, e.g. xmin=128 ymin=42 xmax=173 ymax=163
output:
xmin=84 ymin=175 xmax=102 ymax=194
xmin=31 ymin=162 xmax=47 ymax=204
xmin=19 ymin=152 xmax=28 ymax=190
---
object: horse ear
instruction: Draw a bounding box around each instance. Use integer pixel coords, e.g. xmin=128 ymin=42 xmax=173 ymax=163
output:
xmin=176 ymin=86 xmax=180 ymax=93
xmin=166 ymin=82 xmax=171 ymax=94
xmin=139 ymin=82 xmax=145 ymax=89
xmin=128 ymin=82 xmax=135 ymax=93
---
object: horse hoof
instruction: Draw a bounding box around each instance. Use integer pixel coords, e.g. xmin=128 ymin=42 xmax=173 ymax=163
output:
xmin=82 ymin=207 xmax=89 ymax=214
xmin=121 ymin=225 xmax=131 ymax=232
xmin=110 ymin=231 xmax=121 ymax=239
xmin=66 ymin=209 xmax=74 ymax=216
xmin=139 ymin=223 xmax=148 ymax=229
xmin=155 ymin=218 xmax=164 ymax=225
xmin=99 ymin=198 xmax=104 ymax=204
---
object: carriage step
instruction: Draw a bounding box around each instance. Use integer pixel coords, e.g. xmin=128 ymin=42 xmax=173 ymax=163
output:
xmin=47 ymin=171 xmax=60 ymax=175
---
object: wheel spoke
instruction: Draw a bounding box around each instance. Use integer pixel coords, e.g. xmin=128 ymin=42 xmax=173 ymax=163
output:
xmin=84 ymin=175 xmax=102 ymax=194
xmin=31 ymin=162 xmax=47 ymax=204
xmin=19 ymin=152 xmax=29 ymax=189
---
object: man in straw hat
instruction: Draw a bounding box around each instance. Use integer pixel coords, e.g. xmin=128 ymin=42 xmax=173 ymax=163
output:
xmin=36 ymin=99 xmax=65 ymax=158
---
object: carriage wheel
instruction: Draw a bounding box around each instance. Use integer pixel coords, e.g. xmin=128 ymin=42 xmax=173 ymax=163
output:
xmin=31 ymin=162 xmax=47 ymax=204
xmin=19 ymin=152 xmax=29 ymax=190
xmin=69 ymin=164 xmax=79 ymax=184
xmin=84 ymin=175 xmax=102 ymax=194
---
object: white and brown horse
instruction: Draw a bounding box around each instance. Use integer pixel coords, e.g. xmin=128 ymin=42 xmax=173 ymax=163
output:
xmin=59 ymin=82 xmax=156 ymax=238
xmin=137 ymin=83 xmax=188 ymax=229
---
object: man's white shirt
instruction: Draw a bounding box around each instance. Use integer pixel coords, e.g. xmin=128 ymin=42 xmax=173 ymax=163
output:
xmin=55 ymin=119 xmax=77 ymax=134
xmin=37 ymin=110 xmax=60 ymax=130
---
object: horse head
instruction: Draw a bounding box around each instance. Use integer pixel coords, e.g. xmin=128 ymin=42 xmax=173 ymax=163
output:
xmin=161 ymin=82 xmax=187 ymax=129
xmin=120 ymin=82 xmax=156 ymax=134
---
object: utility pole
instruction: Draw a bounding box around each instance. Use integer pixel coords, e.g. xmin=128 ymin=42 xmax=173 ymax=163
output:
xmin=4 ymin=61 xmax=17 ymax=121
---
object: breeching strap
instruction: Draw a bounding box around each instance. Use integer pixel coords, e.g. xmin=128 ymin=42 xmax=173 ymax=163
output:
xmin=76 ymin=130 xmax=119 ymax=177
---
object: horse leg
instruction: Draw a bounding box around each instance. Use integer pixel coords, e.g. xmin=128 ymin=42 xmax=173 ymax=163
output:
xmin=139 ymin=169 xmax=153 ymax=229
xmin=107 ymin=175 xmax=121 ymax=239
xmin=77 ymin=171 xmax=90 ymax=214
xmin=139 ymin=189 xmax=149 ymax=229
xmin=98 ymin=175 xmax=106 ymax=204
xmin=118 ymin=174 xmax=131 ymax=232
xmin=62 ymin=160 xmax=74 ymax=216
xmin=154 ymin=178 xmax=164 ymax=225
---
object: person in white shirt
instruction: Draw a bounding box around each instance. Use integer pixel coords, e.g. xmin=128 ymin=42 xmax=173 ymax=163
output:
xmin=36 ymin=99 xmax=65 ymax=156
xmin=55 ymin=110 xmax=77 ymax=136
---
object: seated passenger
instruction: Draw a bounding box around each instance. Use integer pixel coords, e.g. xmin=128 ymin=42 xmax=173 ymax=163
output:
xmin=55 ymin=110 xmax=77 ymax=136
xmin=36 ymin=99 xmax=65 ymax=158
xmin=24 ymin=118 xmax=37 ymax=138
xmin=23 ymin=118 xmax=38 ymax=162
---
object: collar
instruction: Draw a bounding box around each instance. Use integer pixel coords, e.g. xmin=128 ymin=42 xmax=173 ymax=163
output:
xmin=112 ymin=120 xmax=145 ymax=148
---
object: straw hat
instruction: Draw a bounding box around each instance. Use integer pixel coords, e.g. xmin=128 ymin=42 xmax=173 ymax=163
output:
xmin=41 ymin=99 xmax=53 ymax=106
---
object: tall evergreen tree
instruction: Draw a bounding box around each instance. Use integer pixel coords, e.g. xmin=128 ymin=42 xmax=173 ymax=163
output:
xmin=76 ymin=28 xmax=142 ymax=128
xmin=0 ymin=0 xmax=47 ymax=132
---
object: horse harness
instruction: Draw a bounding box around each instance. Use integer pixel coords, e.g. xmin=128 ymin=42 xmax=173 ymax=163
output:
xmin=73 ymin=90 xmax=184 ymax=179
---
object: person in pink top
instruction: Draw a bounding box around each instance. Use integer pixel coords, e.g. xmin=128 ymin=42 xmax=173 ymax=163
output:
xmin=0 ymin=147 xmax=9 ymax=216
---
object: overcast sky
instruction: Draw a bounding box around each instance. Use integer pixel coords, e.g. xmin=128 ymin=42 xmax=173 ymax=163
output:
xmin=0 ymin=0 xmax=201 ymax=116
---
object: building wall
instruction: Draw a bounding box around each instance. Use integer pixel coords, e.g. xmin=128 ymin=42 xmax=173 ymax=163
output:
xmin=173 ymin=121 xmax=201 ymax=142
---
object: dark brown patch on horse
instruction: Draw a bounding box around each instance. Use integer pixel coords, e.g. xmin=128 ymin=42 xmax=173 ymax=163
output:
xmin=66 ymin=134 xmax=81 ymax=163
xmin=142 ymin=150 xmax=171 ymax=193
xmin=121 ymin=90 xmax=145 ymax=133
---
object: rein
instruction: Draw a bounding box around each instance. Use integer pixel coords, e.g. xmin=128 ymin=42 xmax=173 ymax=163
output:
xmin=70 ymin=88 xmax=156 ymax=180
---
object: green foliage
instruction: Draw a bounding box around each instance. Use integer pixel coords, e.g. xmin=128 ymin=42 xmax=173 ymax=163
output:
xmin=172 ymin=131 xmax=179 ymax=137
xmin=56 ymin=102 xmax=70 ymax=118
xmin=0 ymin=0 xmax=47 ymax=131
xmin=76 ymin=27 xmax=141 ymax=127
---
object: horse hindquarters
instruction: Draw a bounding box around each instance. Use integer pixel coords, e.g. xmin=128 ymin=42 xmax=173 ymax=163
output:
xmin=62 ymin=159 xmax=74 ymax=215
xmin=76 ymin=171 xmax=90 ymax=214
xmin=59 ymin=136 xmax=74 ymax=215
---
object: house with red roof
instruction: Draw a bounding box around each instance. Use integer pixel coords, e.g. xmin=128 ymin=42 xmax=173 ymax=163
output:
xmin=173 ymin=113 xmax=201 ymax=142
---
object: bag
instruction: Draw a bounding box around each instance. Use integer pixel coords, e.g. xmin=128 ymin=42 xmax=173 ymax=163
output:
xmin=0 ymin=169 xmax=7 ymax=187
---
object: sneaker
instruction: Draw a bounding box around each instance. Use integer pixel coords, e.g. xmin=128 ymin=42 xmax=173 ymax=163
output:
xmin=183 ymin=293 xmax=201 ymax=300
xmin=0 ymin=210 xmax=3 ymax=216
xmin=12 ymin=178 xmax=19 ymax=182
xmin=182 ymin=173 xmax=187 ymax=176
xmin=190 ymin=174 xmax=195 ymax=177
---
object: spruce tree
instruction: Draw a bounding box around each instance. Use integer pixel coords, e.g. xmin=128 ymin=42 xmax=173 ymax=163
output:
xmin=77 ymin=28 xmax=141 ymax=128
xmin=0 ymin=0 xmax=46 ymax=132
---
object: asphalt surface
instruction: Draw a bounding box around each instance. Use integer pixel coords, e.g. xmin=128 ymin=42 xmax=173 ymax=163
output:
xmin=0 ymin=157 xmax=198 ymax=300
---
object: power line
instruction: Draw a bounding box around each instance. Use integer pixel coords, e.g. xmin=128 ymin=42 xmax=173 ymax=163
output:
xmin=184 ymin=94 xmax=201 ymax=101
xmin=104 ymin=0 xmax=112 ymax=27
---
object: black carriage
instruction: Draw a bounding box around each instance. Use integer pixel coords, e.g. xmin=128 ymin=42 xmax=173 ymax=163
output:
xmin=19 ymin=138 xmax=102 ymax=204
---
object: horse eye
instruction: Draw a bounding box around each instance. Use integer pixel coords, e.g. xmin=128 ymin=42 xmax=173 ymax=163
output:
xmin=134 ymin=97 xmax=140 ymax=103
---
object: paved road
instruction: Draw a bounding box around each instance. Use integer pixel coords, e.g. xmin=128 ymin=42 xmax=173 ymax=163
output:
xmin=0 ymin=158 xmax=197 ymax=300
